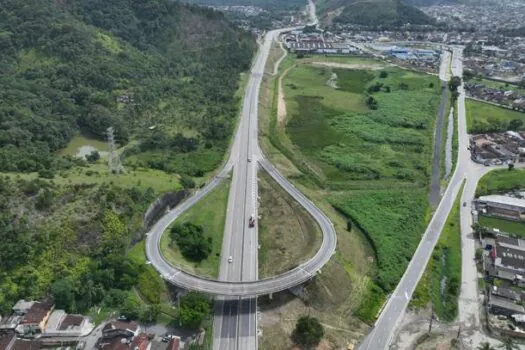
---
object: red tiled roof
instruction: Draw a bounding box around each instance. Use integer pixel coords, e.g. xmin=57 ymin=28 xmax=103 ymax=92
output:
xmin=130 ymin=333 xmax=149 ymax=350
xmin=59 ymin=315 xmax=84 ymax=330
xmin=167 ymin=337 xmax=180 ymax=350
xmin=20 ymin=298 xmax=54 ymax=325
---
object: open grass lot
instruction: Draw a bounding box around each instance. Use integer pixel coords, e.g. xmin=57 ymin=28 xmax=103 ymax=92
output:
xmin=468 ymin=77 xmax=525 ymax=94
xmin=283 ymin=64 xmax=439 ymax=189
xmin=476 ymin=168 xmax=525 ymax=196
xmin=3 ymin=162 xmax=182 ymax=194
xmin=411 ymin=183 xmax=463 ymax=321
xmin=258 ymin=170 xmax=322 ymax=278
xmin=478 ymin=216 xmax=525 ymax=237
xmin=280 ymin=62 xmax=439 ymax=295
xmin=61 ymin=134 xmax=110 ymax=156
xmin=160 ymin=177 xmax=230 ymax=278
xmin=466 ymin=99 xmax=525 ymax=133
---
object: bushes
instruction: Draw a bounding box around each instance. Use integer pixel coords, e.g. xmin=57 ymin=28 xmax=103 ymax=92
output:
xmin=292 ymin=316 xmax=324 ymax=347
xmin=177 ymin=292 xmax=211 ymax=328
xmin=170 ymin=222 xmax=212 ymax=262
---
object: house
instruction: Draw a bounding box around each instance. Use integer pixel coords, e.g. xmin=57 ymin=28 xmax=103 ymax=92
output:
xmin=12 ymin=301 xmax=35 ymax=316
xmin=102 ymin=321 xmax=140 ymax=339
xmin=476 ymin=195 xmax=525 ymax=221
xmin=491 ymin=286 xmax=522 ymax=302
xmin=130 ymin=333 xmax=150 ymax=350
xmin=488 ymin=295 xmax=525 ymax=317
xmin=167 ymin=337 xmax=180 ymax=350
xmin=485 ymin=235 xmax=525 ymax=284
xmin=42 ymin=310 xmax=93 ymax=337
xmin=15 ymin=298 xmax=54 ymax=335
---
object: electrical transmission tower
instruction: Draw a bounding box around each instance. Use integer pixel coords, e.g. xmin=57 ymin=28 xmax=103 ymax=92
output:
xmin=107 ymin=127 xmax=124 ymax=174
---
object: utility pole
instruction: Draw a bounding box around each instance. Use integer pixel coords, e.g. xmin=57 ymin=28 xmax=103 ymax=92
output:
xmin=428 ymin=304 xmax=434 ymax=334
xmin=107 ymin=127 xmax=124 ymax=174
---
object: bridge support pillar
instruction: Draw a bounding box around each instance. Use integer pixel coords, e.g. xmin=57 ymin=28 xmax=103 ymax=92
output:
xmin=269 ymin=293 xmax=273 ymax=300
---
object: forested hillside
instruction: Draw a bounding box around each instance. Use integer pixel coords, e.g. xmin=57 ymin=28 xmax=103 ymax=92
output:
xmin=0 ymin=0 xmax=255 ymax=316
xmin=318 ymin=0 xmax=435 ymax=27
xmin=0 ymin=0 xmax=255 ymax=174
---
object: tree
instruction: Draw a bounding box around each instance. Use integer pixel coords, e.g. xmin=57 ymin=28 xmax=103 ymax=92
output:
xmin=86 ymin=150 xmax=100 ymax=163
xmin=170 ymin=222 xmax=212 ymax=261
xmin=180 ymin=174 xmax=195 ymax=189
xmin=120 ymin=294 xmax=142 ymax=320
xmin=366 ymin=96 xmax=378 ymax=110
xmin=428 ymin=82 xmax=434 ymax=88
xmin=509 ymin=119 xmax=523 ymax=131
xmin=292 ymin=316 xmax=324 ymax=348
xmin=347 ymin=219 xmax=352 ymax=231
xmin=379 ymin=71 xmax=388 ymax=78
xmin=477 ymin=342 xmax=495 ymax=350
xmin=508 ymin=163 xmax=515 ymax=171
xmin=499 ymin=337 xmax=519 ymax=350
xmin=52 ymin=278 xmax=78 ymax=312
xmin=448 ymin=76 xmax=462 ymax=92
xmin=178 ymin=292 xmax=211 ymax=328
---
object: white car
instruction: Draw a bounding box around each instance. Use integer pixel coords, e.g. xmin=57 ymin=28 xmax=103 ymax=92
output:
xmin=228 ymin=256 xmax=233 ymax=263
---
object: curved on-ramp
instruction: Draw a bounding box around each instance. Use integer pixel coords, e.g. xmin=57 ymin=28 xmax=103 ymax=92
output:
xmin=145 ymin=28 xmax=336 ymax=297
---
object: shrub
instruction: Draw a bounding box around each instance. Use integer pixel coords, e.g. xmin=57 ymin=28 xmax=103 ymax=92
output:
xmin=170 ymin=222 xmax=212 ymax=261
xmin=379 ymin=71 xmax=388 ymax=78
xmin=180 ymin=174 xmax=196 ymax=189
xmin=292 ymin=316 xmax=324 ymax=347
xmin=178 ymin=292 xmax=211 ymax=328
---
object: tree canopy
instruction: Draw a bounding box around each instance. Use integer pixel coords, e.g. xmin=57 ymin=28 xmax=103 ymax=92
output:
xmin=0 ymin=0 xmax=255 ymax=173
xmin=292 ymin=316 xmax=324 ymax=348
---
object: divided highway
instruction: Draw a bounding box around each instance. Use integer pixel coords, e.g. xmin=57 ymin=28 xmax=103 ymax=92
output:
xmin=144 ymin=20 xmax=334 ymax=296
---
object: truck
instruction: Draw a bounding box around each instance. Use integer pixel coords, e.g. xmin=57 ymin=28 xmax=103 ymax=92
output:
xmin=248 ymin=215 xmax=255 ymax=228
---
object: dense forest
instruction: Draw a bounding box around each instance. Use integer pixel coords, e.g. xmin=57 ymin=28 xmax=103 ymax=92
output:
xmin=0 ymin=0 xmax=255 ymax=316
xmin=0 ymin=0 xmax=255 ymax=174
xmin=319 ymin=0 xmax=435 ymax=27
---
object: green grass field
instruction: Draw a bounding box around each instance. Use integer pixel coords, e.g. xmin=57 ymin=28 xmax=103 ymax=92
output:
xmin=160 ymin=178 xmax=230 ymax=278
xmin=258 ymin=170 xmax=322 ymax=278
xmin=277 ymin=62 xmax=440 ymax=299
xmin=411 ymin=182 xmax=463 ymax=321
xmin=3 ymin=162 xmax=182 ymax=194
xmin=466 ymin=99 xmax=525 ymax=133
xmin=478 ymin=216 xmax=525 ymax=237
xmin=468 ymin=77 xmax=525 ymax=94
xmin=476 ymin=168 xmax=525 ymax=196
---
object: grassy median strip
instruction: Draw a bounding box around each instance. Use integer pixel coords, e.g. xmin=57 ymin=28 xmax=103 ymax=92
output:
xmin=258 ymin=170 xmax=322 ymax=278
xmin=160 ymin=177 xmax=230 ymax=278
xmin=411 ymin=182 xmax=464 ymax=321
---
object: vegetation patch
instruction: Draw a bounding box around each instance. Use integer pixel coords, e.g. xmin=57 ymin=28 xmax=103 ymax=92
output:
xmin=411 ymin=182 xmax=463 ymax=321
xmin=258 ymin=170 xmax=322 ymax=278
xmin=331 ymin=189 xmax=429 ymax=291
xmin=466 ymin=99 xmax=525 ymax=133
xmin=478 ymin=216 xmax=525 ymax=238
xmin=160 ymin=178 xmax=231 ymax=278
xmin=476 ymin=168 xmax=525 ymax=196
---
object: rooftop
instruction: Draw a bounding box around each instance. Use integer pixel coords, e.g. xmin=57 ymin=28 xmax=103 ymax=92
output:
xmin=20 ymin=298 xmax=53 ymax=325
xmin=478 ymin=195 xmax=525 ymax=209
xmin=489 ymin=295 xmax=525 ymax=313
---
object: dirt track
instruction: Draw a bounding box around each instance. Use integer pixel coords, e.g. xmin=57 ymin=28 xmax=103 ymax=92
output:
xmin=309 ymin=61 xmax=386 ymax=70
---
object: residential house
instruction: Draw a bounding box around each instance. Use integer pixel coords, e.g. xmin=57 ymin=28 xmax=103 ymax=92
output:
xmin=488 ymin=294 xmax=525 ymax=317
xmin=42 ymin=310 xmax=94 ymax=337
xmin=476 ymin=195 xmax=525 ymax=221
xmin=102 ymin=321 xmax=140 ymax=339
xmin=15 ymin=298 xmax=54 ymax=335
xmin=485 ymin=235 xmax=525 ymax=285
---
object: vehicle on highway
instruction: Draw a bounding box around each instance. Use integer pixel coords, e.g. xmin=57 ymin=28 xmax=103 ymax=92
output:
xmin=248 ymin=157 xmax=252 ymax=162
xmin=463 ymin=201 xmax=467 ymax=207
xmin=228 ymin=256 xmax=233 ymax=263
xmin=248 ymin=215 xmax=255 ymax=228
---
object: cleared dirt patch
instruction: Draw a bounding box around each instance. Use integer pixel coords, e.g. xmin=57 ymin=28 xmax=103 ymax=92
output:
xmin=278 ymin=64 xmax=296 ymax=124
xmin=258 ymin=170 xmax=322 ymax=278
xmin=309 ymin=61 xmax=386 ymax=70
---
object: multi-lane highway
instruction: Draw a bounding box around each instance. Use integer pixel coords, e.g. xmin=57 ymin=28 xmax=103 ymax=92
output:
xmin=144 ymin=3 xmax=331 ymax=350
